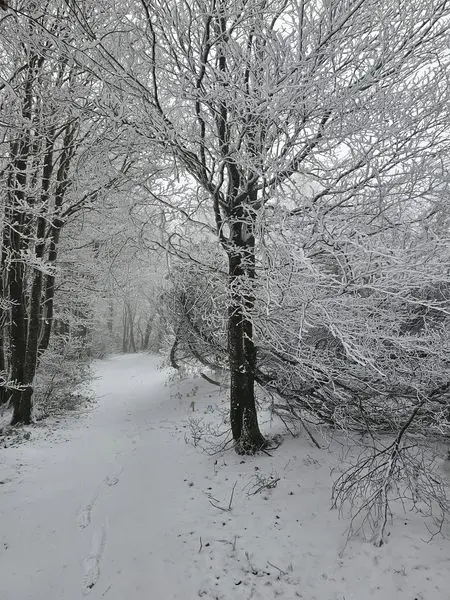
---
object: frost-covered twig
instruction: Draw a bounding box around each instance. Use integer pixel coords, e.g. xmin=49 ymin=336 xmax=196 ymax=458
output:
xmin=332 ymin=399 xmax=449 ymax=545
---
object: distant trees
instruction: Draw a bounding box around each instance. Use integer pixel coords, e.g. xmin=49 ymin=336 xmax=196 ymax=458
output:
xmin=82 ymin=202 xmax=166 ymax=358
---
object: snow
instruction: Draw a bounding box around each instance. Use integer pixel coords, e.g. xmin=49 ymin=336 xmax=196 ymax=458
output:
xmin=0 ymin=353 xmax=449 ymax=600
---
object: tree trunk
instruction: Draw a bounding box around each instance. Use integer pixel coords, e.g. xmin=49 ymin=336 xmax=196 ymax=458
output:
xmin=9 ymin=259 xmax=30 ymax=424
xmin=8 ymin=55 xmax=40 ymax=425
xmin=21 ymin=134 xmax=55 ymax=413
xmin=127 ymin=302 xmax=137 ymax=353
xmin=38 ymin=223 xmax=61 ymax=355
xmin=9 ymin=175 xmax=31 ymax=424
xmin=0 ymin=229 xmax=8 ymax=405
xmin=107 ymin=300 xmax=114 ymax=333
xmin=0 ymin=326 xmax=6 ymax=405
xmin=39 ymin=121 xmax=79 ymax=355
xmin=228 ymin=248 xmax=266 ymax=454
xmin=122 ymin=304 xmax=128 ymax=352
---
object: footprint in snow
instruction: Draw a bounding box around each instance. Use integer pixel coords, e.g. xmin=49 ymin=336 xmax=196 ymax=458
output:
xmin=77 ymin=503 xmax=93 ymax=530
xmin=105 ymin=463 xmax=124 ymax=487
xmin=82 ymin=525 xmax=107 ymax=594
xmin=105 ymin=474 xmax=120 ymax=486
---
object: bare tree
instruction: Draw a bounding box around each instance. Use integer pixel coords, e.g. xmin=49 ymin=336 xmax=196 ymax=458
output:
xmin=0 ymin=2 xmax=131 ymax=423
xmin=88 ymin=0 xmax=450 ymax=453
xmin=60 ymin=0 xmax=450 ymax=451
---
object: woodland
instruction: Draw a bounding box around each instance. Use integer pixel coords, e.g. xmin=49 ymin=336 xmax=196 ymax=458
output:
xmin=1 ymin=0 xmax=450 ymax=552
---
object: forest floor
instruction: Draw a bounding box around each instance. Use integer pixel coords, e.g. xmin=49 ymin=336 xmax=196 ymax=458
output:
xmin=0 ymin=353 xmax=449 ymax=600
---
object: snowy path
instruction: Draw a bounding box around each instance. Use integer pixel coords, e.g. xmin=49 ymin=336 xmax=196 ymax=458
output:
xmin=1 ymin=354 xmax=450 ymax=600
xmin=0 ymin=354 xmax=212 ymax=600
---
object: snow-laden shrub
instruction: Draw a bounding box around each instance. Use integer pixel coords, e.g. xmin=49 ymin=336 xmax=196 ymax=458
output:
xmin=33 ymin=335 xmax=92 ymax=420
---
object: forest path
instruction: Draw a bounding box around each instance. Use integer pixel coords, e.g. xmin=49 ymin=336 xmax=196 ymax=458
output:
xmin=1 ymin=354 xmax=450 ymax=600
xmin=0 ymin=354 xmax=217 ymax=600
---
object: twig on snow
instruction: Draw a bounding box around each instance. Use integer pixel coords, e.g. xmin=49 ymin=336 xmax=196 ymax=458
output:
xmin=267 ymin=561 xmax=288 ymax=576
xmin=209 ymin=481 xmax=237 ymax=511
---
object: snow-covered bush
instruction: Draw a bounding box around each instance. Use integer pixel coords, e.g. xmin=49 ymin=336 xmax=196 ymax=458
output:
xmin=33 ymin=335 xmax=92 ymax=420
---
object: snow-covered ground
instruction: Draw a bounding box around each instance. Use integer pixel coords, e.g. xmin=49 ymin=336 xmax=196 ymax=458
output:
xmin=0 ymin=353 xmax=449 ymax=600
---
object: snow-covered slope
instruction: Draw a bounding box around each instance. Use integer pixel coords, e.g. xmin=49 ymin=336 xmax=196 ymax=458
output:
xmin=0 ymin=354 xmax=449 ymax=600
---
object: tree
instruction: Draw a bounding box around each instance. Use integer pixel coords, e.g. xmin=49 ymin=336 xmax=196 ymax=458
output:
xmin=0 ymin=1 xmax=131 ymax=423
xmin=78 ymin=0 xmax=450 ymax=452
xmin=58 ymin=0 xmax=450 ymax=452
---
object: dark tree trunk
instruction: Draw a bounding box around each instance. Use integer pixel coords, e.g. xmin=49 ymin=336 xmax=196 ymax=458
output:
xmin=0 ymin=227 xmax=8 ymax=405
xmin=211 ymin=10 xmax=265 ymax=453
xmin=8 ymin=54 xmax=41 ymax=425
xmin=227 ymin=221 xmax=266 ymax=454
xmin=9 ymin=156 xmax=31 ymax=424
xmin=107 ymin=301 xmax=114 ymax=333
xmin=9 ymin=254 xmax=30 ymax=425
xmin=21 ymin=135 xmax=55 ymax=409
xmin=0 ymin=309 xmax=6 ymax=404
xmin=38 ymin=223 xmax=61 ymax=355
xmin=20 ymin=216 xmax=47 ymax=414
xmin=169 ymin=330 xmax=180 ymax=369
xmin=39 ymin=121 xmax=78 ymax=355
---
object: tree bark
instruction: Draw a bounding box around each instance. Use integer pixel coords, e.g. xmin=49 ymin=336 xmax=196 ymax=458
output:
xmin=9 ymin=242 xmax=30 ymax=425
xmin=0 ymin=226 xmax=8 ymax=405
xmin=38 ymin=220 xmax=62 ymax=355
xmin=9 ymin=139 xmax=32 ymax=424
xmin=227 ymin=223 xmax=266 ymax=454
xmin=8 ymin=53 xmax=43 ymax=424
xmin=20 ymin=133 xmax=56 ymax=412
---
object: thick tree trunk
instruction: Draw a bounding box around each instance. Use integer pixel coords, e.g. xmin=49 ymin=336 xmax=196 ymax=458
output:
xmin=9 ymin=261 xmax=30 ymax=424
xmin=122 ymin=304 xmax=128 ymax=353
xmin=39 ymin=122 xmax=78 ymax=355
xmin=213 ymin=16 xmax=265 ymax=451
xmin=228 ymin=250 xmax=266 ymax=454
xmin=169 ymin=326 xmax=180 ymax=369
xmin=0 ymin=320 xmax=6 ymax=404
xmin=122 ymin=302 xmax=137 ymax=353
xmin=8 ymin=56 xmax=39 ymax=425
xmin=9 ymin=181 xmax=31 ymax=424
xmin=18 ymin=217 xmax=47 ymax=421
xmin=9 ymin=207 xmax=31 ymax=423
xmin=13 ymin=135 xmax=56 ymax=421
xmin=0 ymin=232 xmax=8 ymax=405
